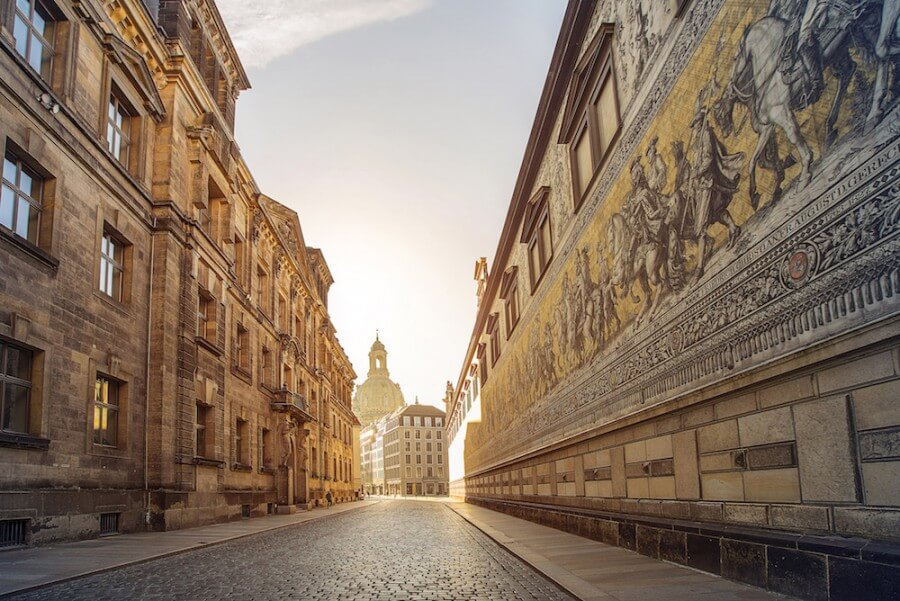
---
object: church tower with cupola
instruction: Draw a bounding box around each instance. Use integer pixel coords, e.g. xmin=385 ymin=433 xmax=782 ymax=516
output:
xmin=352 ymin=333 xmax=406 ymax=426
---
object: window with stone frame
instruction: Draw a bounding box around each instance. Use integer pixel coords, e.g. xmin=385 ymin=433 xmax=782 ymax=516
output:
xmin=501 ymin=266 xmax=520 ymax=338
xmin=233 ymin=232 xmax=247 ymax=287
xmin=256 ymin=265 xmax=269 ymax=314
xmin=99 ymin=227 xmax=127 ymax=301
xmin=278 ymin=294 xmax=288 ymax=333
xmin=0 ymin=341 xmax=33 ymax=435
xmin=233 ymin=417 xmax=249 ymax=466
xmin=195 ymin=403 xmax=211 ymax=458
xmin=1 ymin=151 xmax=43 ymax=246
xmin=488 ymin=313 xmax=501 ymax=366
xmin=258 ymin=426 xmax=271 ymax=468
xmin=106 ymin=91 xmax=134 ymax=166
xmin=197 ymin=285 xmax=217 ymax=343
xmin=198 ymin=177 xmax=228 ymax=244
xmin=521 ymin=187 xmax=553 ymax=291
xmin=11 ymin=0 xmax=59 ymax=81
xmin=234 ymin=321 xmax=250 ymax=373
xmin=260 ymin=344 xmax=275 ymax=388
xmin=477 ymin=344 xmax=488 ymax=386
xmin=560 ymin=24 xmax=619 ymax=210
xmin=92 ymin=375 xmax=120 ymax=447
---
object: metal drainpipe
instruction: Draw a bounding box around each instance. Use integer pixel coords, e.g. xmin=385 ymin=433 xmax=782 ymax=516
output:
xmin=143 ymin=219 xmax=156 ymax=526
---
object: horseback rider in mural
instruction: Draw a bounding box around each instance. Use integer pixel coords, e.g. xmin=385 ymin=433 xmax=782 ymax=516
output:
xmin=716 ymin=0 xmax=897 ymax=208
xmin=688 ymin=93 xmax=744 ymax=279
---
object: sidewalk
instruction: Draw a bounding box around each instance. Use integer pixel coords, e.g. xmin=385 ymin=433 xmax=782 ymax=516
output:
xmin=0 ymin=499 xmax=379 ymax=598
xmin=448 ymin=502 xmax=792 ymax=601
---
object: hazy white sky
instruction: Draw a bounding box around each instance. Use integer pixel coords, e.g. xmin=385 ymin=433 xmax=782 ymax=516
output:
xmin=220 ymin=0 xmax=567 ymax=407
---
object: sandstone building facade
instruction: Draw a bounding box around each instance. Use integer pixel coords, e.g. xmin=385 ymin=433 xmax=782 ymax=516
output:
xmin=447 ymin=1 xmax=900 ymax=599
xmin=0 ymin=0 xmax=358 ymax=546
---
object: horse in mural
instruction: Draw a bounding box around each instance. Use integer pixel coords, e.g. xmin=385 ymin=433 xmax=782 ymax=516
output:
xmin=608 ymin=211 xmax=666 ymax=327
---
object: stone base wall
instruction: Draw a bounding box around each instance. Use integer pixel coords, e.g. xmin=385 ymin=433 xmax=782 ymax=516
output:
xmin=468 ymin=496 xmax=899 ymax=601
xmin=463 ymin=334 xmax=900 ymax=600
xmin=148 ymin=489 xmax=279 ymax=531
xmin=0 ymin=490 xmax=145 ymax=545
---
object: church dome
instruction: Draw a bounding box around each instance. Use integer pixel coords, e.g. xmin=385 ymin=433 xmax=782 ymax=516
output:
xmin=352 ymin=333 xmax=405 ymax=426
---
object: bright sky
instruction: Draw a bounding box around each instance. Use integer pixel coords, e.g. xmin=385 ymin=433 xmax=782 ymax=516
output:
xmin=219 ymin=0 xmax=567 ymax=407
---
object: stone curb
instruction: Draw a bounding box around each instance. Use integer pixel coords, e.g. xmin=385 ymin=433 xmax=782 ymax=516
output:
xmin=0 ymin=500 xmax=380 ymax=599
xmin=445 ymin=503 xmax=612 ymax=601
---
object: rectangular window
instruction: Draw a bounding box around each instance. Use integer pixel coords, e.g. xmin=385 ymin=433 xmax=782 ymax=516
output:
xmin=504 ymin=279 xmax=519 ymax=337
xmin=404 ymin=431 xmax=409 ymax=439
xmin=106 ymin=94 xmax=132 ymax=165
xmin=436 ymin=417 xmax=443 ymax=427
xmin=278 ymin=295 xmax=288 ymax=332
xmin=426 ymin=430 xmax=432 ymax=440
xmin=415 ymin=442 xmax=420 ymax=451
xmin=427 ymin=467 xmax=433 ymax=478
xmin=261 ymin=346 xmax=271 ymax=386
xmin=489 ymin=315 xmax=501 ymax=366
xmin=99 ymin=230 xmax=124 ymax=300
xmin=416 ymin=454 xmax=421 ymax=464
xmin=256 ymin=266 xmax=269 ymax=313
xmin=1 ymin=153 xmax=42 ymax=244
xmin=234 ymin=418 xmax=247 ymax=464
xmin=594 ymin=76 xmax=618 ymax=159
xmin=195 ymin=404 xmax=210 ymax=457
xmin=413 ymin=416 xmax=421 ymax=426
xmin=233 ymin=234 xmax=246 ymax=285
xmin=415 ymin=430 xmax=421 ymax=439
xmin=235 ymin=323 xmax=250 ymax=372
xmin=92 ymin=375 xmax=119 ymax=447
xmin=437 ymin=443 xmax=442 ymax=452
xmin=426 ymin=442 xmax=432 ymax=452
xmin=0 ymin=342 xmax=32 ymax=434
xmin=197 ymin=287 xmax=216 ymax=342
xmin=523 ymin=190 xmax=553 ymax=291
xmin=437 ymin=430 xmax=442 ymax=440
xmin=573 ymin=123 xmax=593 ymax=197
xmin=259 ymin=427 xmax=270 ymax=467
xmin=405 ymin=454 xmax=411 ymax=463
xmin=437 ymin=455 xmax=443 ymax=464
xmin=12 ymin=0 xmax=55 ymax=79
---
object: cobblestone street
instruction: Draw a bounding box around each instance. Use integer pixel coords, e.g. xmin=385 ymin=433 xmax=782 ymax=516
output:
xmin=7 ymin=502 xmax=574 ymax=601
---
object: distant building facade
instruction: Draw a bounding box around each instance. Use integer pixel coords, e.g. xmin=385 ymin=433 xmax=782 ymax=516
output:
xmin=352 ymin=335 xmax=405 ymax=426
xmin=0 ymin=0 xmax=358 ymax=546
xmin=447 ymin=0 xmax=900 ymax=599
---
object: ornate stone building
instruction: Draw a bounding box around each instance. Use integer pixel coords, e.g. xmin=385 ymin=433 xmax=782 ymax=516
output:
xmin=352 ymin=334 xmax=405 ymax=426
xmin=0 ymin=0 xmax=358 ymax=545
xmin=362 ymin=401 xmax=448 ymax=496
xmin=448 ymin=0 xmax=900 ymax=599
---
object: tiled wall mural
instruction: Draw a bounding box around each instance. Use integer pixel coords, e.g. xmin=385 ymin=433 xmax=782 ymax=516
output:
xmin=466 ymin=0 xmax=900 ymax=471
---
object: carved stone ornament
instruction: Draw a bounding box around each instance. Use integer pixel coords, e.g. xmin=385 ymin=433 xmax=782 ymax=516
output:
xmin=250 ymin=207 xmax=263 ymax=243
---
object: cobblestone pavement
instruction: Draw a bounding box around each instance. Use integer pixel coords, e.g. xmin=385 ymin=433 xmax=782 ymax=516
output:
xmin=7 ymin=501 xmax=575 ymax=601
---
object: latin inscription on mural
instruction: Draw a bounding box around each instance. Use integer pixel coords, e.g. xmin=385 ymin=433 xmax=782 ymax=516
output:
xmin=466 ymin=0 xmax=900 ymax=471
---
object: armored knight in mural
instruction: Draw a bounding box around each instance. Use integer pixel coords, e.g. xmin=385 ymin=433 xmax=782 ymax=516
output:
xmin=688 ymin=94 xmax=744 ymax=279
xmin=646 ymin=136 xmax=668 ymax=196
xmin=716 ymin=0 xmax=893 ymax=209
xmin=608 ymin=161 xmax=672 ymax=325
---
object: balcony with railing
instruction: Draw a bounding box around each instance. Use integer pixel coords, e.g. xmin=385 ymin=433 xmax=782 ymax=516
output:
xmin=272 ymin=388 xmax=314 ymax=421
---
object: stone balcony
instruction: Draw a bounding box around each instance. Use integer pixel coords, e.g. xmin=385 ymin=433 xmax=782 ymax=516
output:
xmin=272 ymin=388 xmax=315 ymax=422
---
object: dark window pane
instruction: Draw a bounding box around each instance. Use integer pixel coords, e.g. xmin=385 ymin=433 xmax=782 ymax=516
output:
xmin=2 ymin=383 xmax=30 ymax=433
xmin=5 ymin=346 xmax=32 ymax=381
